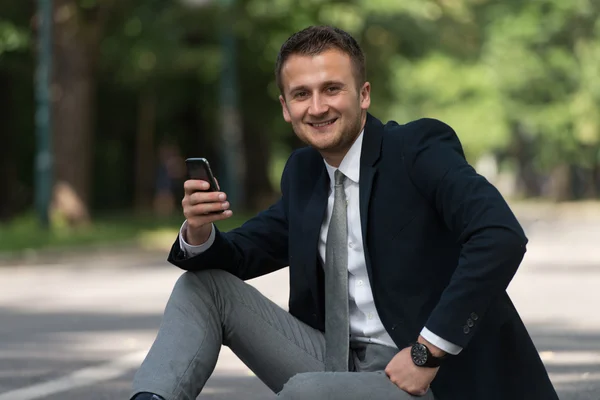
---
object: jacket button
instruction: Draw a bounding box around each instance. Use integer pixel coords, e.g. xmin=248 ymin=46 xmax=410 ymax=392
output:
xmin=471 ymin=312 xmax=479 ymax=321
xmin=467 ymin=319 xmax=474 ymax=328
xmin=463 ymin=325 xmax=470 ymax=334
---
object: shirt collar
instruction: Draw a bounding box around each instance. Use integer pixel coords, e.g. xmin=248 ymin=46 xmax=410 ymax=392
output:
xmin=324 ymin=130 xmax=364 ymax=186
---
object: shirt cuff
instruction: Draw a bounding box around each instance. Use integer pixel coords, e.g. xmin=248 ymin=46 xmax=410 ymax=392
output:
xmin=178 ymin=220 xmax=216 ymax=258
xmin=420 ymin=327 xmax=463 ymax=356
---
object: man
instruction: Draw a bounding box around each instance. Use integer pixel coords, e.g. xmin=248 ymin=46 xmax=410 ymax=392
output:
xmin=131 ymin=26 xmax=559 ymax=400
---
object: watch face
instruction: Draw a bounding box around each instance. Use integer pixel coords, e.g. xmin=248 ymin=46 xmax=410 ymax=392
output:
xmin=411 ymin=343 xmax=428 ymax=366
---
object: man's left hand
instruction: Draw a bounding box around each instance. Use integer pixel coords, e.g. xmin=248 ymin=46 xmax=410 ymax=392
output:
xmin=384 ymin=346 xmax=439 ymax=396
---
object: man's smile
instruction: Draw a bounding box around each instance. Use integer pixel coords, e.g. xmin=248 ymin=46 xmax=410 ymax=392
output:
xmin=307 ymin=118 xmax=338 ymax=129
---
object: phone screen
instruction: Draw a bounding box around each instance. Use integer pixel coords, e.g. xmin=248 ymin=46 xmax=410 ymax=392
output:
xmin=185 ymin=158 xmax=219 ymax=192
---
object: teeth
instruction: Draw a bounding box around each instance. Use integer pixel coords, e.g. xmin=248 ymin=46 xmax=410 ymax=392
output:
xmin=313 ymin=120 xmax=334 ymax=127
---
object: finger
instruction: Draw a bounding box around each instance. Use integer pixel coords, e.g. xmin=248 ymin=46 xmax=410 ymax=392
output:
xmin=184 ymin=179 xmax=211 ymax=194
xmin=414 ymin=385 xmax=430 ymax=397
xmin=213 ymin=209 xmax=233 ymax=220
xmin=394 ymin=382 xmax=425 ymax=397
xmin=187 ymin=209 xmax=233 ymax=227
xmin=188 ymin=200 xmax=230 ymax=216
xmin=200 ymin=201 xmax=230 ymax=214
xmin=189 ymin=191 xmax=227 ymax=206
xmin=384 ymin=365 xmax=392 ymax=378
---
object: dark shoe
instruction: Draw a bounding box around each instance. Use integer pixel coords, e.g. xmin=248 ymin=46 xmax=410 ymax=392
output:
xmin=131 ymin=393 xmax=165 ymax=400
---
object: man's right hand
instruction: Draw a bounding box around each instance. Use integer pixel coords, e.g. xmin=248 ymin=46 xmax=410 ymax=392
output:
xmin=182 ymin=179 xmax=233 ymax=245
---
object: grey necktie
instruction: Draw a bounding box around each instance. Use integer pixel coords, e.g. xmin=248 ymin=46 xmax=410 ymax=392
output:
xmin=324 ymin=169 xmax=349 ymax=372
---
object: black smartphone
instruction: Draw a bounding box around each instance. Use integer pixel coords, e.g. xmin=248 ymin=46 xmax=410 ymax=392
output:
xmin=185 ymin=157 xmax=220 ymax=192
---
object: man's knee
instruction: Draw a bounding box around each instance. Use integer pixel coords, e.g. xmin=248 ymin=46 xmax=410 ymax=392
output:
xmin=173 ymin=269 xmax=236 ymax=295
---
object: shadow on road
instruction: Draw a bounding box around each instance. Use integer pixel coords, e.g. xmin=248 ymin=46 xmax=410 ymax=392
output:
xmin=1 ymin=306 xmax=599 ymax=399
xmin=0 ymin=307 xmax=162 ymax=392
xmin=527 ymin=321 xmax=600 ymax=399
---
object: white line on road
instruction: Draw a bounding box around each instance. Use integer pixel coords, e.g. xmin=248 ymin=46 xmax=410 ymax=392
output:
xmin=540 ymin=351 xmax=600 ymax=366
xmin=0 ymin=350 xmax=148 ymax=400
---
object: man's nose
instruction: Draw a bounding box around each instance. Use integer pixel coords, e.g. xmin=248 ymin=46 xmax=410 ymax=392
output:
xmin=308 ymin=94 xmax=328 ymax=116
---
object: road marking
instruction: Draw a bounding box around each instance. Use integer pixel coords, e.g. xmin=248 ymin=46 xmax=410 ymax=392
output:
xmin=549 ymin=372 xmax=600 ymax=384
xmin=540 ymin=350 xmax=600 ymax=366
xmin=0 ymin=350 xmax=148 ymax=400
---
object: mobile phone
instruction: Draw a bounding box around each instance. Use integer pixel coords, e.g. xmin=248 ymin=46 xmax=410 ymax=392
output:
xmin=185 ymin=157 xmax=220 ymax=192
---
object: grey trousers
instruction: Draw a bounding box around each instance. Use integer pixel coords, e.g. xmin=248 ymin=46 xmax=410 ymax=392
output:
xmin=132 ymin=269 xmax=435 ymax=400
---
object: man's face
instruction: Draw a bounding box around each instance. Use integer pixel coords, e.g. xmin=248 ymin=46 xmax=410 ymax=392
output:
xmin=279 ymin=49 xmax=371 ymax=165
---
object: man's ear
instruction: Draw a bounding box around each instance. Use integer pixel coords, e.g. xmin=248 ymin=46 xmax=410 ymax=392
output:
xmin=360 ymin=82 xmax=371 ymax=111
xmin=279 ymin=95 xmax=292 ymax=123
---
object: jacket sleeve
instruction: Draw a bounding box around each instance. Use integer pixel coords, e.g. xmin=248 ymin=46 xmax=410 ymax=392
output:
xmin=403 ymin=118 xmax=527 ymax=348
xmin=167 ymin=154 xmax=293 ymax=281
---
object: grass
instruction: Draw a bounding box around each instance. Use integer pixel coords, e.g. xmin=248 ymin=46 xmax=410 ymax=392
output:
xmin=0 ymin=152 xmax=288 ymax=258
xmin=0 ymin=211 xmax=251 ymax=255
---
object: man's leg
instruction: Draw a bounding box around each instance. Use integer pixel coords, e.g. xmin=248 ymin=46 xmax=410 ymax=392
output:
xmin=132 ymin=269 xmax=326 ymax=400
xmin=277 ymin=372 xmax=436 ymax=400
xmin=276 ymin=342 xmax=436 ymax=400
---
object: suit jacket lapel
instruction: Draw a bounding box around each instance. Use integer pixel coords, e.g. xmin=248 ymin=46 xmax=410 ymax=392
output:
xmin=301 ymin=163 xmax=329 ymax=304
xmin=360 ymin=114 xmax=384 ymax=273
xmin=302 ymin=162 xmax=329 ymax=237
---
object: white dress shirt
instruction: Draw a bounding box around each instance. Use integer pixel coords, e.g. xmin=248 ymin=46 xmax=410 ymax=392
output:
xmin=179 ymin=131 xmax=462 ymax=355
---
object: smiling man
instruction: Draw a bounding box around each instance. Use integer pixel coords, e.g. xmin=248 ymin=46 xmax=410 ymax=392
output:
xmin=130 ymin=26 xmax=559 ymax=400
xmin=278 ymin=47 xmax=368 ymax=168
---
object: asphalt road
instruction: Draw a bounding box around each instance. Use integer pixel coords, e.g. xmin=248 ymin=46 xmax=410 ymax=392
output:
xmin=0 ymin=215 xmax=599 ymax=399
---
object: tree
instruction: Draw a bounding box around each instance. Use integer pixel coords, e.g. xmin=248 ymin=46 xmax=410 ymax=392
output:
xmin=0 ymin=6 xmax=34 ymax=221
xmin=3 ymin=0 xmax=598 ymax=228
xmin=481 ymin=0 xmax=600 ymax=199
xmin=50 ymin=0 xmax=117 ymax=226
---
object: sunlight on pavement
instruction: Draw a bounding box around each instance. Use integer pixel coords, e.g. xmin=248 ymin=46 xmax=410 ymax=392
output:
xmin=540 ymin=351 xmax=600 ymax=366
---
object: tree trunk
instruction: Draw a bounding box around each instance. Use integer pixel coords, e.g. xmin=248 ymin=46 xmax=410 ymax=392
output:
xmin=588 ymin=155 xmax=600 ymax=198
xmin=50 ymin=0 xmax=95 ymax=226
xmin=134 ymin=89 xmax=157 ymax=213
xmin=0 ymin=71 xmax=22 ymax=221
xmin=510 ymin=124 xmax=542 ymax=197
xmin=548 ymin=164 xmax=573 ymax=202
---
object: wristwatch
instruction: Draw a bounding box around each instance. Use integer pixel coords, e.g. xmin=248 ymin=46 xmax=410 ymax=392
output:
xmin=410 ymin=342 xmax=446 ymax=368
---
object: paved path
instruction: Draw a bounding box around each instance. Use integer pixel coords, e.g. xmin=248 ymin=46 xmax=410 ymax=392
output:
xmin=0 ymin=215 xmax=599 ymax=399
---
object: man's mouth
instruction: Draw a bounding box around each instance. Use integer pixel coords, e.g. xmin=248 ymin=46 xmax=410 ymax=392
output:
xmin=308 ymin=118 xmax=337 ymax=128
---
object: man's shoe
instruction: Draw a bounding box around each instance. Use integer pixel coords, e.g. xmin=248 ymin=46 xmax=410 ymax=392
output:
xmin=131 ymin=393 xmax=165 ymax=400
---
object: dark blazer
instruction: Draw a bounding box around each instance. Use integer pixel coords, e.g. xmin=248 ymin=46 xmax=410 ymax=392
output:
xmin=169 ymin=114 xmax=558 ymax=400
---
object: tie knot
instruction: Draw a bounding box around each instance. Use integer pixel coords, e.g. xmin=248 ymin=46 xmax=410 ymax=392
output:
xmin=334 ymin=170 xmax=346 ymax=186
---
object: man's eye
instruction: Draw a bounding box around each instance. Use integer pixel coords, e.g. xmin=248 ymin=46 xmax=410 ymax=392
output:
xmin=294 ymin=91 xmax=308 ymax=98
xmin=327 ymin=86 xmax=341 ymax=93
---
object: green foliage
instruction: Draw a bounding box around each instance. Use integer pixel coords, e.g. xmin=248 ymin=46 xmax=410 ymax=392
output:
xmin=353 ymin=0 xmax=600 ymax=173
xmin=0 ymin=20 xmax=30 ymax=56
xmin=389 ymin=53 xmax=509 ymax=161
xmin=478 ymin=0 xmax=600 ymax=170
xmin=1 ymin=0 xmax=599 ymax=233
xmin=100 ymin=1 xmax=203 ymax=86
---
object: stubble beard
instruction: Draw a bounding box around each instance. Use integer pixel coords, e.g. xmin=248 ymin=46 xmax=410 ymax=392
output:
xmin=294 ymin=113 xmax=363 ymax=155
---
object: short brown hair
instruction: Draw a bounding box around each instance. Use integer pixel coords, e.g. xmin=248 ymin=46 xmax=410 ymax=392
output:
xmin=275 ymin=26 xmax=366 ymax=94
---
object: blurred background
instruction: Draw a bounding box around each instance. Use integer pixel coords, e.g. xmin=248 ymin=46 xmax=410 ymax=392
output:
xmin=0 ymin=0 xmax=599 ymax=399
xmin=1 ymin=0 xmax=599 ymax=238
